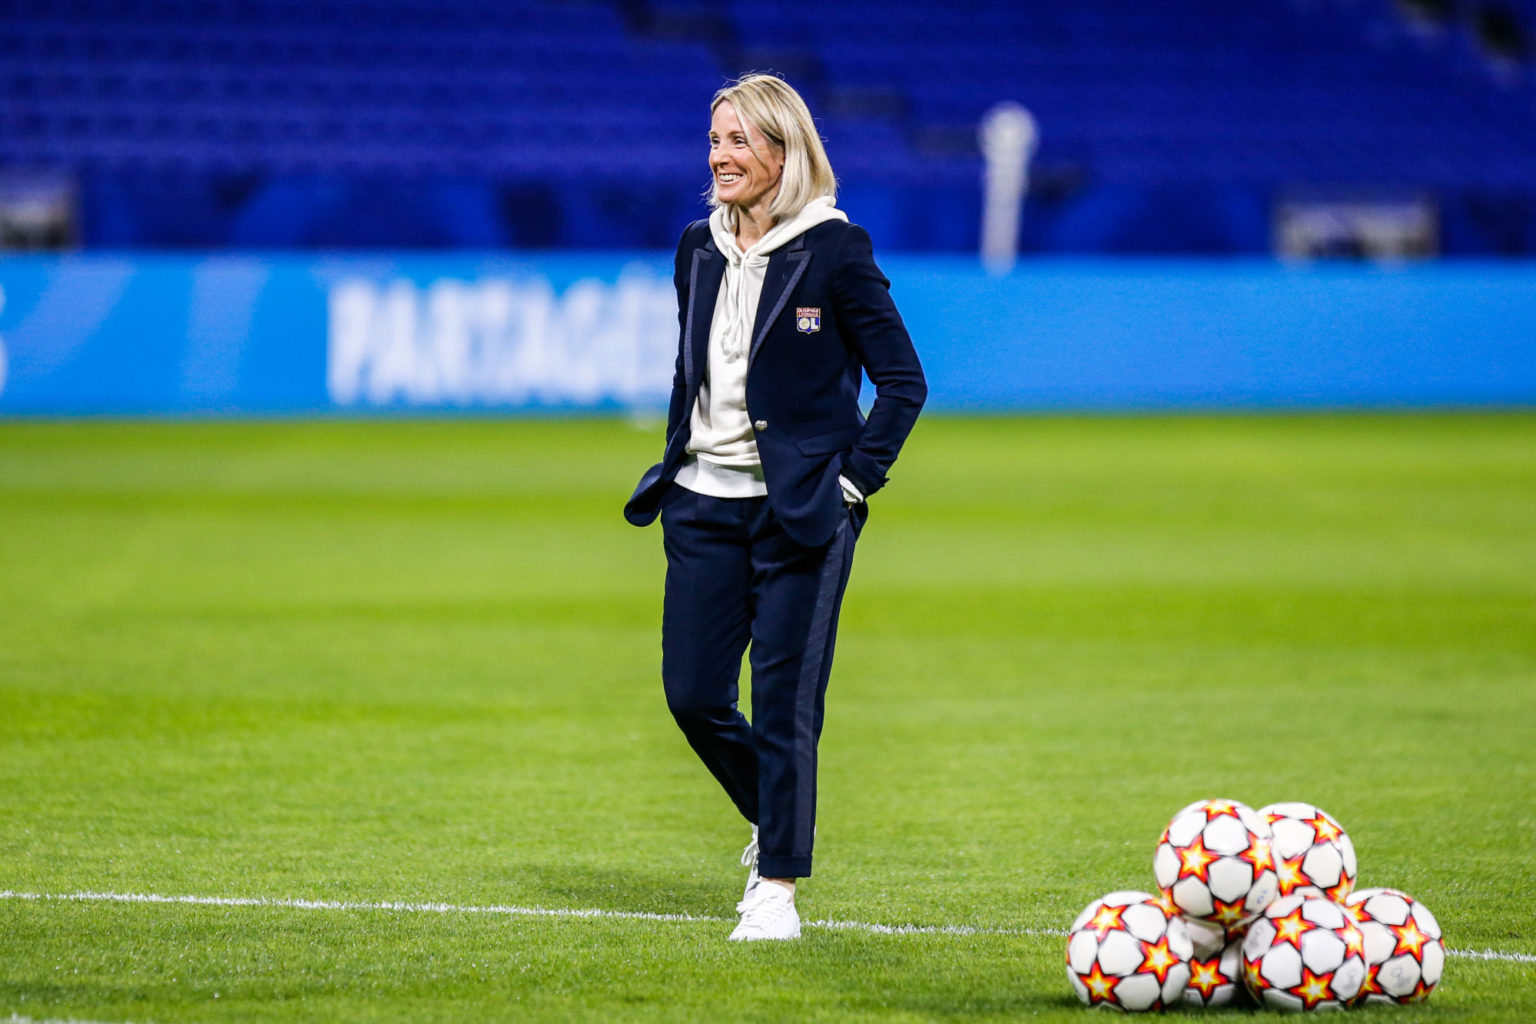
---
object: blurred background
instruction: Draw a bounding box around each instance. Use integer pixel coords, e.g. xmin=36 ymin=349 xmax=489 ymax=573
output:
xmin=1 ymin=0 xmax=1534 ymax=413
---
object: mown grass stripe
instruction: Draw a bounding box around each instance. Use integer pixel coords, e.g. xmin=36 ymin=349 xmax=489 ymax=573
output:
xmin=3 ymin=889 xmax=1531 ymax=962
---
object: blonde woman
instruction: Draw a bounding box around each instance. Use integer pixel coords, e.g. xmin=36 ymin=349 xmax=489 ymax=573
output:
xmin=625 ymin=74 xmax=926 ymax=940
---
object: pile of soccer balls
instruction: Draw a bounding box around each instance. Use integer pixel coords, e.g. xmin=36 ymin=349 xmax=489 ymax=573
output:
xmin=1065 ymin=798 xmax=1445 ymax=1013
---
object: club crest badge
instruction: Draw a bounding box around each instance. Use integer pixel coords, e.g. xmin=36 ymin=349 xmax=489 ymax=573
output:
xmin=795 ymin=307 xmax=822 ymax=333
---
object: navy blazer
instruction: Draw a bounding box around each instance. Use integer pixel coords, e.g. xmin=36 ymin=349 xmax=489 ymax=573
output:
xmin=625 ymin=217 xmax=927 ymax=547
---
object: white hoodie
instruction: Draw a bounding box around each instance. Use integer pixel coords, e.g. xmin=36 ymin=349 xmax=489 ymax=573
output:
xmin=678 ymin=196 xmax=848 ymax=499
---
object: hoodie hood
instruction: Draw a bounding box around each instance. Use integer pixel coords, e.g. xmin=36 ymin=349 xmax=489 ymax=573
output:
xmin=709 ymin=195 xmax=848 ymax=260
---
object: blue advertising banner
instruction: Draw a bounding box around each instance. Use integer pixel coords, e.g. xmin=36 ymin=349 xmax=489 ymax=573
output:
xmin=0 ymin=253 xmax=678 ymax=414
xmin=1 ymin=252 xmax=1533 ymax=414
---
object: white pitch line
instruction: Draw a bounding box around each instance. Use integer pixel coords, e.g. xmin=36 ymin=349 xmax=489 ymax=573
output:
xmin=0 ymin=888 xmax=1055 ymax=939
xmin=1446 ymin=946 xmax=1536 ymax=965
xmin=6 ymin=1016 xmax=144 ymax=1024
xmin=0 ymin=889 xmax=717 ymax=926
xmin=2 ymin=889 xmax=1532 ymax=963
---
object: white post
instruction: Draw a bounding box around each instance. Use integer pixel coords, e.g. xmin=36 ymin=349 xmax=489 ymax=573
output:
xmin=0 ymin=284 xmax=7 ymax=397
xmin=979 ymin=102 xmax=1038 ymax=275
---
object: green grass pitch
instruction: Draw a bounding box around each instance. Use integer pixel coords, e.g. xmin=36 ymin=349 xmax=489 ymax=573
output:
xmin=1 ymin=412 xmax=1533 ymax=1022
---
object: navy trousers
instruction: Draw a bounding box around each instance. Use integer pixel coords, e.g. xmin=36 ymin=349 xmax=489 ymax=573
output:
xmin=660 ymin=485 xmax=860 ymax=879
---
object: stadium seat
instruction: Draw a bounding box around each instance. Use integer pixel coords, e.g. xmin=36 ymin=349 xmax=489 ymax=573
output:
xmin=1 ymin=0 xmax=1533 ymax=251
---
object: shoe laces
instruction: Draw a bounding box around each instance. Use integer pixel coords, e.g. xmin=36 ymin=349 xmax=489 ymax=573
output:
xmin=740 ymin=827 xmax=759 ymax=869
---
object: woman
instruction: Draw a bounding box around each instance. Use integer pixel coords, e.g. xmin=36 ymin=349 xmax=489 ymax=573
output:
xmin=624 ymin=73 xmax=926 ymax=941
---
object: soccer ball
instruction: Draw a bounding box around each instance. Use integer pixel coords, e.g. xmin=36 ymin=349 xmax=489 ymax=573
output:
xmin=1184 ymin=936 xmax=1245 ymax=1008
xmin=1343 ymin=887 xmax=1445 ymax=1005
xmin=1242 ymin=894 xmax=1368 ymax=1011
xmin=1260 ymin=802 xmax=1357 ymax=901
xmin=1154 ymin=799 xmax=1278 ymax=930
xmin=1066 ymin=890 xmax=1194 ymax=1011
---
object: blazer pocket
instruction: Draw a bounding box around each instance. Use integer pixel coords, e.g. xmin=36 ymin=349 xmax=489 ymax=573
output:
xmin=794 ymin=425 xmax=863 ymax=456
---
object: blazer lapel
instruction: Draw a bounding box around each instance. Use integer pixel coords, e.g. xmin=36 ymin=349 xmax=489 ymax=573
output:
xmin=685 ymin=244 xmax=724 ymax=392
xmin=749 ymin=238 xmax=811 ymax=367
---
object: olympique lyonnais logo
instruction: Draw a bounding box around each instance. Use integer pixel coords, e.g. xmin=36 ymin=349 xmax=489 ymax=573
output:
xmin=795 ymin=307 xmax=821 ymax=333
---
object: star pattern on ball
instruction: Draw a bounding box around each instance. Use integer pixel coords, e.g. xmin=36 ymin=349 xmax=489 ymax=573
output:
xmin=1271 ymin=904 xmax=1314 ymax=950
xmin=1203 ymin=799 xmax=1242 ymax=820
xmin=1086 ymin=903 xmax=1127 ymax=940
xmin=1238 ymin=836 xmax=1274 ymax=873
xmin=1290 ymin=966 xmax=1336 ymax=1010
xmin=1393 ymin=918 xmax=1433 ymax=959
xmin=1078 ymin=962 xmax=1120 ymax=1006
xmin=1340 ymin=921 xmax=1366 ymax=960
xmin=1136 ymin=935 xmax=1182 ymax=985
xmin=1306 ymin=812 xmax=1344 ymax=844
xmin=1177 ymin=836 xmax=1219 ymax=881
xmin=1342 ymin=900 xmax=1371 ymax=925
xmin=1275 ymin=854 xmax=1306 ymax=892
xmin=1243 ymin=955 xmax=1265 ymax=992
xmin=1188 ymin=957 xmax=1226 ymax=1000
xmin=1211 ymin=897 xmax=1249 ymax=929
xmin=1152 ymin=888 xmax=1180 ymax=917
xmin=1325 ymin=876 xmax=1353 ymax=902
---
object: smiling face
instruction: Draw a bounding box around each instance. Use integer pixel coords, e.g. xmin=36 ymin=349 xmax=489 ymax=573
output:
xmin=709 ymin=100 xmax=784 ymax=213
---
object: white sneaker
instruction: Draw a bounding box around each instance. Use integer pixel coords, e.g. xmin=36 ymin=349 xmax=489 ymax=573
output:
xmin=729 ymin=882 xmax=800 ymax=941
xmin=737 ymin=826 xmax=761 ymax=914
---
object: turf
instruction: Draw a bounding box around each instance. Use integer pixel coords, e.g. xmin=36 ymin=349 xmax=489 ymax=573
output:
xmin=0 ymin=413 xmax=1532 ymax=1022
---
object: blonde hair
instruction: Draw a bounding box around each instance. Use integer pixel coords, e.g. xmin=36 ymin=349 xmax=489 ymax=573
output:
xmin=708 ymin=73 xmax=837 ymax=222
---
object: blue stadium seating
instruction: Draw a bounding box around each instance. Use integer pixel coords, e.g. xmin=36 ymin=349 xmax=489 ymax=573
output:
xmin=2 ymin=0 xmax=1534 ymax=252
